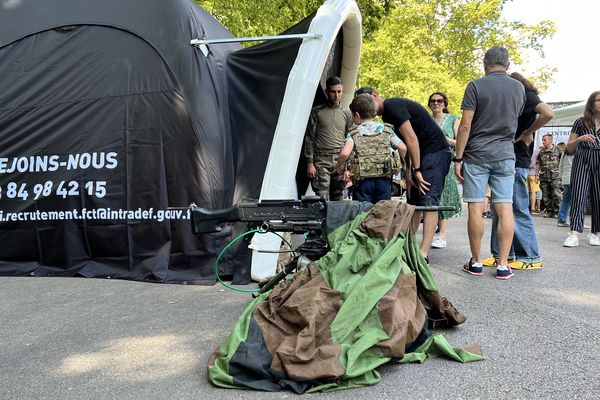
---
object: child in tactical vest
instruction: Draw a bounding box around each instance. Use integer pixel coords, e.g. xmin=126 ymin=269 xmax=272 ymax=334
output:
xmin=335 ymin=94 xmax=407 ymax=203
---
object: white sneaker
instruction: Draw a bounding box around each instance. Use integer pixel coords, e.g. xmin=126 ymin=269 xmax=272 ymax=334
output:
xmin=563 ymin=235 xmax=579 ymax=247
xmin=431 ymin=237 xmax=447 ymax=249
xmin=588 ymin=233 xmax=600 ymax=246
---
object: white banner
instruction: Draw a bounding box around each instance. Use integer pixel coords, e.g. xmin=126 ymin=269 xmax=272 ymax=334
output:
xmin=536 ymin=126 xmax=572 ymax=148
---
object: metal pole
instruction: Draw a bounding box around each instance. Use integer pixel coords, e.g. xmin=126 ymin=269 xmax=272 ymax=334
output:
xmin=190 ymin=33 xmax=322 ymax=46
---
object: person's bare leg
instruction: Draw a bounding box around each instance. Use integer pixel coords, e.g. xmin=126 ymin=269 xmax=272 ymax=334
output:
xmin=494 ymin=202 xmax=514 ymax=266
xmin=467 ymin=202 xmax=485 ymax=262
xmin=421 ymin=211 xmax=438 ymax=258
xmin=529 ymin=189 xmax=536 ymax=211
xmin=438 ymin=218 xmax=449 ymax=241
xmin=411 ymin=211 xmax=422 ymax=234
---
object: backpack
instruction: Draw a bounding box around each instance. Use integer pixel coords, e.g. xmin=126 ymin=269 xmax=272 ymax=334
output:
xmin=348 ymin=123 xmax=401 ymax=181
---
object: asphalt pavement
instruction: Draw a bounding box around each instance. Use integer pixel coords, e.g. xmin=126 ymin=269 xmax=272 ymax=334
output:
xmin=1 ymin=211 xmax=599 ymax=400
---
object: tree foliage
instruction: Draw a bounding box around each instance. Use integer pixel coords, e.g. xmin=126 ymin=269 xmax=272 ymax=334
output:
xmin=197 ymin=0 xmax=322 ymax=38
xmin=360 ymin=0 xmax=555 ymax=111
xmin=196 ymin=0 xmax=555 ymax=110
xmin=197 ymin=0 xmax=393 ymax=39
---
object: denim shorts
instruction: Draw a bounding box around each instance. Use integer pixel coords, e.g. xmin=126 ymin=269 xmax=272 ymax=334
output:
xmin=353 ymin=177 xmax=391 ymax=203
xmin=462 ymin=159 xmax=515 ymax=203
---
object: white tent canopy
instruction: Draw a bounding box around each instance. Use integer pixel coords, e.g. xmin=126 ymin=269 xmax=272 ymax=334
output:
xmin=547 ymin=101 xmax=585 ymax=127
xmin=536 ymin=101 xmax=585 ymax=147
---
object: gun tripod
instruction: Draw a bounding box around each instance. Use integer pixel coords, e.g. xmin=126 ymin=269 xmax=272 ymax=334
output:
xmin=257 ymin=229 xmax=328 ymax=294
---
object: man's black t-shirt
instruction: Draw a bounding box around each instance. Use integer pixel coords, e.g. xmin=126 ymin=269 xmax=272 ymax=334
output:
xmin=514 ymin=89 xmax=542 ymax=168
xmin=382 ymin=98 xmax=448 ymax=154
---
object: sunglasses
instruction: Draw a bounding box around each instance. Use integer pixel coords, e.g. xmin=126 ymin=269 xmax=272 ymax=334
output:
xmin=430 ymin=99 xmax=444 ymax=104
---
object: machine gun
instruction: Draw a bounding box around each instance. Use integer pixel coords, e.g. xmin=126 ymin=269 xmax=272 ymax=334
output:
xmin=190 ymin=196 xmax=328 ymax=293
xmin=190 ymin=196 xmax=326 ymax=235
xmin=190 ymin=197 xmax=455 ymax=294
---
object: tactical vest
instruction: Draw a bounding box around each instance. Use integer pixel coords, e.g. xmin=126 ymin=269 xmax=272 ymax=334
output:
xmin=348 ymin=124 xmax=402 ymax=181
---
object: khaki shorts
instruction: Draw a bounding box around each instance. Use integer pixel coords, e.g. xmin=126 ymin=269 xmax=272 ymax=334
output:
xmin=527 ymin=175 xmax=540 ymax=193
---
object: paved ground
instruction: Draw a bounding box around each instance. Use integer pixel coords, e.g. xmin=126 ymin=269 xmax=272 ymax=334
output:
xmin=1 ymin=212 xmax=599 ymax=399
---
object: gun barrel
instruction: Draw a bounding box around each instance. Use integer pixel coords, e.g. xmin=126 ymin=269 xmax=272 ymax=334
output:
xmin=413 ymin=205 xmax=456 ymax=212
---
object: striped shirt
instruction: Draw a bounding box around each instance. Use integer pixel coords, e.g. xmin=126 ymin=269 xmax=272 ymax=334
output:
xmin=572 ymin=117 xmax=600 ymax=150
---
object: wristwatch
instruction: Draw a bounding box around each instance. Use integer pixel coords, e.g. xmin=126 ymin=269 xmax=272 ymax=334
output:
xmin=452 ymin=157 xmax=463 ymax=162
xmin=413 ymin=167 xmax=422 ymax=173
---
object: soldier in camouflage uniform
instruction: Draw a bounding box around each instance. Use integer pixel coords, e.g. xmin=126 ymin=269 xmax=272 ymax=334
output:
xmin=335 ymin=94 xmax=406 ymax=203
xmin=536 ymin=134 xmax=562 ymax=218
xmin=304 ymin=76 xmax=353 ymax=201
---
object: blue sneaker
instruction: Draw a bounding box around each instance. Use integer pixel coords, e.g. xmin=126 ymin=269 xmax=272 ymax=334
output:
xmin=495 ymin=265 xmax=514 ymax=280
xmin=463 ymin=259 xmax=483 ymax=276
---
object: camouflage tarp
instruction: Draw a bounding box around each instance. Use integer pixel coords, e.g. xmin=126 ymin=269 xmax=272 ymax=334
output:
xmin=207 ymin=200 xmax=483 ymax=393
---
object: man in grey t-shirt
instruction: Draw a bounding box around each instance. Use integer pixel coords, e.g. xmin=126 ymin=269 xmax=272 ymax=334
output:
xmin=453 ymin=47 xmax=526 ymax=280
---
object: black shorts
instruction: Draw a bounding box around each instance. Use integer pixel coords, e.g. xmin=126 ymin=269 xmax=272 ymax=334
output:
xmin=407 ymin=148 xmax=451 ymax=207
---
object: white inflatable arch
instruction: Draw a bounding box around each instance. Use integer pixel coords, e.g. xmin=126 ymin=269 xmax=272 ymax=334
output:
xmin=251 ymin=0 xmax=362 ymax=280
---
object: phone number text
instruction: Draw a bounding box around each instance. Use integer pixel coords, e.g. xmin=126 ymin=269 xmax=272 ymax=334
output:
xmin=0 ymin=181 xmax=107 ymax=200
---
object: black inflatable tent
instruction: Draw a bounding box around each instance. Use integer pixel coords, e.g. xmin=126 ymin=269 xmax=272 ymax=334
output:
xmin=0 ymin=0 xmax=336 ymax=283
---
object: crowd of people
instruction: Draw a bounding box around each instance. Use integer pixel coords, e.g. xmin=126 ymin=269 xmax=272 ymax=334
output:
xmin=302 ymin=46 xmax=600 ymax=280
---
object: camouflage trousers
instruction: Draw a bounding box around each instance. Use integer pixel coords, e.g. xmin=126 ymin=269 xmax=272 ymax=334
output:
xmin=540 ymin=177 xmax=562 ymax=216
xmin=311 ymin=153 xmax=345 ymax=201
